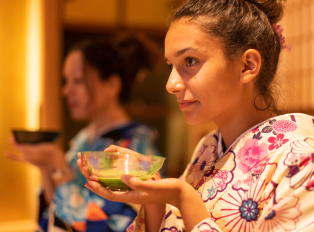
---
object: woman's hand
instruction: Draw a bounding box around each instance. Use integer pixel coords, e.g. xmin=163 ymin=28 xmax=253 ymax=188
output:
xmin=104 ymin=144 xmax=141 ymax=155
xmin=77 ymin=145 xmax=210 ymax=231
xmin=77 ymin=145 xmax=181 ymax=206
xmin=4 ymin=135 xmax=63 ymax=169
xmin=77 ymin=145 xmax=191 ymax=208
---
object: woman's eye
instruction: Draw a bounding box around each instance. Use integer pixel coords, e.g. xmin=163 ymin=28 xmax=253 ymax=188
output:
xmin=74 ymin=78 xmax=85 ymax=85
xmin=185 ymin=58 xmax=196 ymax=67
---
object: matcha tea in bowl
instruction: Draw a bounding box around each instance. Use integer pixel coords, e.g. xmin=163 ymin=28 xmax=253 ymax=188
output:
xmin=80 ymin=151 xmax=165 ymax=191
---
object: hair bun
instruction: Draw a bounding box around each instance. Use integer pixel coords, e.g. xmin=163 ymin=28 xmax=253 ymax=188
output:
xmin=248 ymin=0 xmax=286 ymax=24
xmin=114 ymin=33 xmax=163 ymax=74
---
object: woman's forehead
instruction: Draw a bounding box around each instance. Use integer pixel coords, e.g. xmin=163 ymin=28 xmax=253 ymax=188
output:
xmin=63 ymin=50 xmax=84 ymax=78
xmin=165 ymin=20 xmax=222 ymax=58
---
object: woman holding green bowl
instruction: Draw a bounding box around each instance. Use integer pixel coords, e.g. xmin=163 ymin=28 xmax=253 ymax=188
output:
xmin=78 ymin=0 xmax=314 ymax=231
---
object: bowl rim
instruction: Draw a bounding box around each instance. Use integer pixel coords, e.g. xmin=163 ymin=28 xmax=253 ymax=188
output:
xmin=80 ymin=151 xmax=165 ymax=159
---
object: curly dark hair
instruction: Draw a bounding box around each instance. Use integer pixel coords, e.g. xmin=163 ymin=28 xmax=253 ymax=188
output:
xmin=171 ymin=0 xmax=286 ymax=114
xmin=70 ymin=34 xmax=161 ymax=103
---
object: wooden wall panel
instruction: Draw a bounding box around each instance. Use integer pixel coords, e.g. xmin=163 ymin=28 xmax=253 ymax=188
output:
xmin=284 ymin=0 xmax=314 ymax=111
xmin=0 ymin=0 xmax=29 ymax=223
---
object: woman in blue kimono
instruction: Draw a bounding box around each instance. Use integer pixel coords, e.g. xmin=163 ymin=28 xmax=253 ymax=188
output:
xmin=6 ymin=34 xmax=162 ymax=232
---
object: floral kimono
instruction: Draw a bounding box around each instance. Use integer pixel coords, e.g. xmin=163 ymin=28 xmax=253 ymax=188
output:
xmin=38 ymin=121 xmax=161 ymax=232
xmin=128 ymin=113 xmax=314 ymax=232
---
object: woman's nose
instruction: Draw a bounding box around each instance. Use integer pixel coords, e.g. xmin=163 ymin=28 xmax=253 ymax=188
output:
xmin=166 ymin=68 xmax=185 ymax=94
xmin=62 ymin=83 xmax=70 ymax=96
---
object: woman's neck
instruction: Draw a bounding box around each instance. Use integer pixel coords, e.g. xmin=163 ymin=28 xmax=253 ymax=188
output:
xmin=90 ymin=104 xmax=130 ymax=130
xmin=215 ymin=104 xmax=272 ymax=150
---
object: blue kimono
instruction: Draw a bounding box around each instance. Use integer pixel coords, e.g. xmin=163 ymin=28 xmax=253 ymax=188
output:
xmin=38 ymin=121 xmax=162 ymax=232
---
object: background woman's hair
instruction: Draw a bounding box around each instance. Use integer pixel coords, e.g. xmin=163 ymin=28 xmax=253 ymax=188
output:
xmin=70 ymin=33 xmax=162 ymax=103
xmin=171 ymin=0 xmax=286 ymax=114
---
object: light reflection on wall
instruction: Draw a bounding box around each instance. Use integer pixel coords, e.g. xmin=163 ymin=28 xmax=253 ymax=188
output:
xmin=25 ymin=0 xmax=42 ymax=224
xmin=26 ymin=0 xmax=42 ymax=130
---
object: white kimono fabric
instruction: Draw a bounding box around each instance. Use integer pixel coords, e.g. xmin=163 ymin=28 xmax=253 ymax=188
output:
xmin=127 ymin=113 xmax=314 ymax=232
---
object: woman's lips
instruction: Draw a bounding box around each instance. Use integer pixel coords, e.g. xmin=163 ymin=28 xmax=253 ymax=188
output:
xmin=68 ymin=101 xmax=78 ymax=109
xmin=178 ymin=101 xmax=197 ymax=109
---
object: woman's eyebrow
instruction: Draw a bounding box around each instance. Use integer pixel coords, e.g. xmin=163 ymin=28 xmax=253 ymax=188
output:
xmin=175 ymin=47 xmax=199 ymax=56
xmin=165 ymin=47 xmax=199 ymax=61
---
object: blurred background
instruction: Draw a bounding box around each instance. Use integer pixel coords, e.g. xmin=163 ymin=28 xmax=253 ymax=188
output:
xmin=0 ymin=0 xmax=313 ymax=231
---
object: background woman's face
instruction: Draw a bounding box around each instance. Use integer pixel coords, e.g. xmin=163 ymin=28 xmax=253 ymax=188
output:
xmin=165 ymin=19 xmax=243 ymax=125
xmin=62 ymin=50 xmax=119 ymax=122
xmin=62 ymin=50 xmax=91 ymax=121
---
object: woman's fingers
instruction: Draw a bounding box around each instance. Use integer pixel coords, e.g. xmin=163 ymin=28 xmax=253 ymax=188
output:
xmin=88 ymin=175 xmax=100 ymax=182
xmin=104 ymin=145 xmax=140 ymax=155
xmin=121 ymin=175 xmax=164 ymax=193
xmin=104 ymin=145 xmax=119 ymax=152
xmin=4 ymin=150 xmax=24 ymax=162
xmin=85 ymin=181 xmax=128 ymax=201
xmin=8 ymin=134 xmax=17 ymax=146
xmin=77 ymin=153 xmax=90 ymax=179
xmin=152 ymin=171 xmax=161 ymax=180
xmin=85 ymin=180 xmax=148 ymax=204
xmin=77 ymin=160 xmax=90 ymax=178
xmin=77 ymin=153 xmax=99 ymax=182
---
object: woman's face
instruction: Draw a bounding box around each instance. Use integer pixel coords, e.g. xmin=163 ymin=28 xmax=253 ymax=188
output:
xmin=165 ymin=19 xmax=244 ymax=125
xmin=62 ymin=51 xmax=90 ymax=120
xmin=62 ymin=51 xmax=116 ymax=121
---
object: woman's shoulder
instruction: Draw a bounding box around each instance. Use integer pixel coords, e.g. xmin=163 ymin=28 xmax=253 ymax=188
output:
xmin=68 ymin=127 xmax=90 ymax=147
xmin=233 ymin=113 xmax=314 ymax=156
xmin=272 ymin=113 xmax=314 ymax=125
xmin=256 ymin=113 xmax=314 ymax=139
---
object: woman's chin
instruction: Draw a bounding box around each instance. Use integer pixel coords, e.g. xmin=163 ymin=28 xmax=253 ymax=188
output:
xmin=183 ymin=115 xmax=203 ymax=126
xmin=183 ymin=112 xmax=214 ymax=126
xmin=71 ymin=112 xmax=90 ymax=122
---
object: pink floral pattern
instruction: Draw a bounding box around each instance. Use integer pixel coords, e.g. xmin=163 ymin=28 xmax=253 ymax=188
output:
xmin=213 ymin=170 xmax=228 ymax=190
xmin=128 ymin=114 xmax=314 ymax=232
xmin=237 ymin=139 xmax=268 ymax=174
xmin=268 ymin=134 xmax=289 ymax=151
xmin=126 ymin=224 xmax=135 ymax=232
xmin=252 ymin=127 xmax=260 ymax=133
xmin=273 ymin=120 xmax=297 ymax=134
xmin=201 ymin=151 xmax=236 ymax=202
xmin=232 ymin=156 xmax=270 ymax=191
xmin=233 ymin=156 xmax=271 ymax=192
xmin=256 ymin=195 xmax=302 ymax=232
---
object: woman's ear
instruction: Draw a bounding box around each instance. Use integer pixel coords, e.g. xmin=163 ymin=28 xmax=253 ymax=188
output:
xmin=240 ymin=49 xmax=261 ymax=83
xmin=106 ymin=74 xmax=122 ymax=96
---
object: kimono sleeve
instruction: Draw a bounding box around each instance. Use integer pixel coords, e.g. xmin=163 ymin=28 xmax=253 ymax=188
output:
xmin=126 ymin=204 xmax=184 ymax=232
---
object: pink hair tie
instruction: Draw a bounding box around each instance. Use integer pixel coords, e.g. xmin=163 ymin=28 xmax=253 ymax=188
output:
xmin=272 ymin=24 xmax=291 ymax=51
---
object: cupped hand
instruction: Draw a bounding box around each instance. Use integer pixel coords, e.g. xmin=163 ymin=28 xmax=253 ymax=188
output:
xmin=4 ymin=134 xmax=63 ymax=168
xmin=77 ymin=146 xmax=192 ymax=210
xmin=86 ymin=173 xmax=186 ymax=209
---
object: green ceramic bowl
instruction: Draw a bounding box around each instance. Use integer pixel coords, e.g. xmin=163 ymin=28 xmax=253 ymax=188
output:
xmin=80 ymin=151 xmax=165 ymax=191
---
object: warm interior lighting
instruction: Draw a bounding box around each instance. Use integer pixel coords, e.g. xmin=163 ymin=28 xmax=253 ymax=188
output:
xmin=26 ymin=0 xmax=42 ymax=130
xmin=25 ymin=0 xmax=42 ymax=223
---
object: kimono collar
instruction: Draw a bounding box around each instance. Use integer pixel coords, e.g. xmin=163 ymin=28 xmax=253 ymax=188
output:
xmin=87 ymin=119 xmax=131 ymax=143
xmin=217 ymin=118 xmax=270 ymax=157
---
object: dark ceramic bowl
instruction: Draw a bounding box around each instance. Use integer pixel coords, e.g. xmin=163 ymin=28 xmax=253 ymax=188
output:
xmin=12 ymin=130 xmax=61 ymax=144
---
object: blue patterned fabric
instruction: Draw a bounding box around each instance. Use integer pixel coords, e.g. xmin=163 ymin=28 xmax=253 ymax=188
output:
xmin=38 ymin=122 xmax=162 ymax=232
